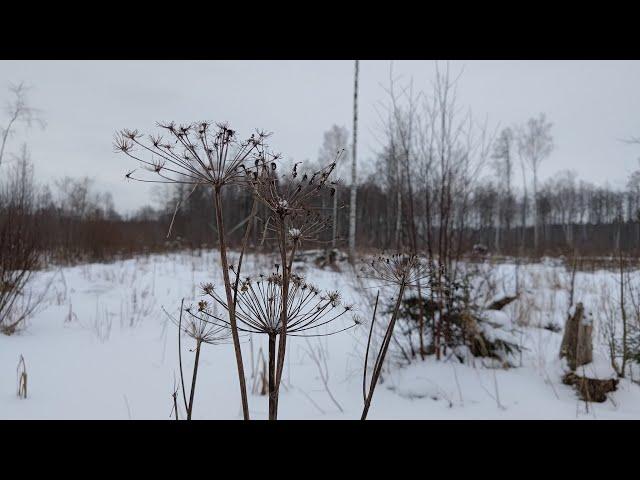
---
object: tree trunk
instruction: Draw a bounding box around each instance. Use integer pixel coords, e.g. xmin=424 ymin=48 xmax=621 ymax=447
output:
xmin=332 ymin=185 xmax=338 ymax=248
xmin=393 ymin=140 xmax=402 ymax=250
xmin=533 ymin=168 xmax=539 ymax=252
xmin=559 ymin=302 xmax=593 ymax=370
xmin=495 ymin=196 xmax=501 ymax=254
xmin=348 ymin=60 xmax=359 ymax=263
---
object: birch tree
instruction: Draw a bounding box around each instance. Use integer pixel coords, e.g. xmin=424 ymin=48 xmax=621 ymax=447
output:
xmin=318 ymin=125 xmax=349 ymax=248
xmin=382 ymin=65 xmax=420 ymax=252
xmin=0 ymin=82 xmax=45 ymax=168
xmin=517 ymin=114 xmax=554 ymax=253
xmin=348 ymin=60 xmax=359 ymax=263
xmin=416 ymin=62 xmax=491 ymax=358
xmin=491 ymin=127 xmax=515 ymax=253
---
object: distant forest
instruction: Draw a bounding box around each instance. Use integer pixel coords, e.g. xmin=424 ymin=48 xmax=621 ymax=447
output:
xmin=3 ymin=149 xmax=640 ymax=265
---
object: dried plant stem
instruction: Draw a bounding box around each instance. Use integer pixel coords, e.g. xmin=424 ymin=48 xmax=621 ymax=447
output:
xmin=172 ymin=391 xmax=179 ymax=420
xmin=361 ymin=281 xmax=407 ymax=420
xmin=272 ymin=222 xmax=299 ymax=418
xmin=268 ymin=333 xmax=277 ymax=420
xmin=16 ymin=354 xmax=27 ymax=399
xmin=416 ymin=279 xmax=426 ymax=360
xmin=363 ymin=291 xmax=379 ymax=403
xmin=214 ymin=186 xmax=250 ymax=420
xmin=187 ymin=340 xmax=202 ymax=420
xmin=233 ymin=194 xmax=258 ymax=308
xmin=434 ymin=277 xmax=444 ymax=360
xmin=177 ymin=299 xmax=188 ymax=413
xmin=619 ymin=250 xmax=628 ymax=378
xmin=304 ymin=338 xmax=344 ymax=413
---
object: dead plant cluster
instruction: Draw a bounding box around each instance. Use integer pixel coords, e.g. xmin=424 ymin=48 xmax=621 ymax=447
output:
xmin=117 ymin=121 xmax=359 ymax=420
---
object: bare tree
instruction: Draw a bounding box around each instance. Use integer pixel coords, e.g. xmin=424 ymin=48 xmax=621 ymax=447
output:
xmin=376 ymin=63 xmax=420 ymax=252
xmin=551 ymin=170 xmax=578 ymax=247
xmin=377 ymin=65 xmax=427 ymax=356
xmin=0 ymin=147 xmax=41 ymax=334
xmin=0 ymin=82 xmax=45 ymax=168
xmin=491 ymin=127 xmax=515 ymax=253
xmin=517 ymin=114 xmax=554 ymax=253
xmin=318 ymin=125 xmax=349 ymax=248
xmin=417 ymin=62 xmax=491 ymax=358
xmin=0 ymin=85 xmax=47 ymax=334
xmin=627 ymin=161 xmax=640 ymax=249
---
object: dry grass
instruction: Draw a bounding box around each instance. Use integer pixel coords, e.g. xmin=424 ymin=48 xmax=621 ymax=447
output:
xmin=16 ymin=355 xmax=27 ymax=399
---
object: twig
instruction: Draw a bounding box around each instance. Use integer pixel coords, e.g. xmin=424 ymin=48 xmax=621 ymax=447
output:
xmin=363 ymin=291 xmax=380 ymax=403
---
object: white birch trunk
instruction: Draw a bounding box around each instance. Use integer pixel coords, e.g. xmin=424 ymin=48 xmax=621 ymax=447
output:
xmin=348 ymin=60 xmax=359 ymax=263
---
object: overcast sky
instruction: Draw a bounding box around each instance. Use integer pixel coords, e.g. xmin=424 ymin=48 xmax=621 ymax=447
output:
xmin=1 ymin=60 xmax=639 ymax=214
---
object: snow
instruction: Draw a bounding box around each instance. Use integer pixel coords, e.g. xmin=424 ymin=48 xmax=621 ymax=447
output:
xmin=288 ymin=228 xmax=301 ymax=238
xmin=577 ymin=354 xmax=618 ymax=380
xmin=479 ymin=309 xmax=510 ymax=328
xmin=2 ymin=251 xmax=640 ymax=419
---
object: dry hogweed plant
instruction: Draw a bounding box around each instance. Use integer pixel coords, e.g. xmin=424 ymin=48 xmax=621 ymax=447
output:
xmin=359 ymin=253 xmax=431 ymax=420
xmin=114 ymin=122 xmax=270 ymax=420
xmin=164 ymin=299 xmax=231 ymax=420
xmin=189 ymin=272 xmax=359 ymax=419
xmin=242 ymin=156 xmax=341 ymax=417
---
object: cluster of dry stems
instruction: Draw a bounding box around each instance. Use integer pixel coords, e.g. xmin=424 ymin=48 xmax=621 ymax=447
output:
xmin=116 ymin=122 xmax=366 ymax=420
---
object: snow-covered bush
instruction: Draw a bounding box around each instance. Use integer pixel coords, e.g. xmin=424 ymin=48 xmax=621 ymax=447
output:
xmin=389 ymin=272 xmax=521 ymax=367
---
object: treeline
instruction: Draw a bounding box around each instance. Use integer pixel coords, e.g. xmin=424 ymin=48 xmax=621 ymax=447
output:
xmin=135 ymin=165 xmax=640 ymax=259
xmin=0 ymin=154 xmax=169 ymax=265
xmin=3 ymin=143 xmax=640 ymax=267
xmin=345 ymin=167 xmax=640 ymax=256
xmin=0 ymin=152 xmax=273 ymax=264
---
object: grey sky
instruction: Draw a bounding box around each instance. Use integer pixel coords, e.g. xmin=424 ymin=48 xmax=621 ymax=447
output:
xmin=1 ymin=60 xmax=639 ymax=214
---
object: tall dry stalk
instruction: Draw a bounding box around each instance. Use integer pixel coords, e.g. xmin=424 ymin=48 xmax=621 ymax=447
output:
xmin=360 ymin=254 xmax=430 ymax=419
xmin=247 ymin=157 xmax=342 ymax=417
xmin=164 ymin=298 xmax=230 ymax=420
xmin=194 ymin=154 xmax=353 ymax=420
xmin=115 ymin=122 xmax=270 ymax=419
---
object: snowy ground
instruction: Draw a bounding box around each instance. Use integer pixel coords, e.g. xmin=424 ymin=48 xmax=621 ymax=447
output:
xmin=2 ymin=250 xmax=640 ymax=419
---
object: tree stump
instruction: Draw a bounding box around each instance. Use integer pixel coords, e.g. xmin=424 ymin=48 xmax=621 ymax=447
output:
xmin=559 ymin=303 xmax=616 ymax=403
xmin=562 ymin=372 xmax=618 ymax=403
xmin=559 ymin=302 xmax=593 ymax=371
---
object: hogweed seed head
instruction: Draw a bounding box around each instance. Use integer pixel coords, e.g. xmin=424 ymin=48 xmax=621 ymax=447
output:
xmin=359 ymin=253 xmax=431 ymax=288
xmin=166 ymin=304 xmax=230 ymax=346
xmin=190 ymin=270 xmax=356 ymax=338
xmin=115 ymin=122 xmax=274 ymax=188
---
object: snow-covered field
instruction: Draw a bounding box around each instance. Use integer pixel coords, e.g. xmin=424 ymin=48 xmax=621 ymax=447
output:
xmin=2 ymin=251 xmax=640 ymax=419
